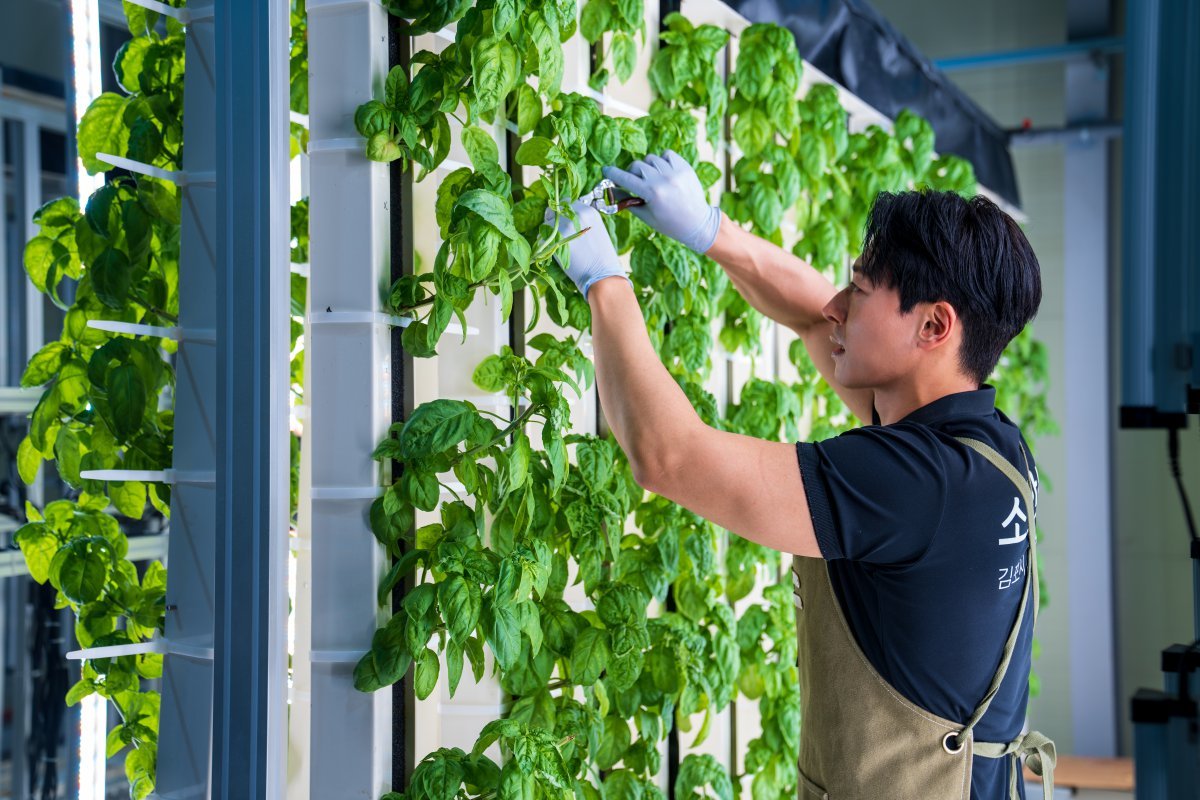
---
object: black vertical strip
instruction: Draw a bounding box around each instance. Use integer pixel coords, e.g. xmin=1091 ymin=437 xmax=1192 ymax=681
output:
xmin=589 ymin=36 xmax=605 ymax=436
xmin=586 ymin=26 xmax=610 ymax=787
xmin=388 ymin=14 xmax=416 ymax=794
xmin=505 ymin=114 xmax=527 ymax=414
xmin=655 ymin=2 xmax=681 ymax=795
xmin=722 ymin=40 xmax=740 ymax=783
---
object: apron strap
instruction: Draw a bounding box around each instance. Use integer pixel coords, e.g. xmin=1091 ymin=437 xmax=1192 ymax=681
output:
xmin=974 ymin=731 xmax=1057 ymax=800
xmin=950 ymin=438 xmax=1039 ymax=745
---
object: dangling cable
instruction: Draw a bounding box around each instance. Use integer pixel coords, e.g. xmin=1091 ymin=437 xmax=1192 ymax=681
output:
xmin=1168 ymin=427 xmax=1198 ymax=542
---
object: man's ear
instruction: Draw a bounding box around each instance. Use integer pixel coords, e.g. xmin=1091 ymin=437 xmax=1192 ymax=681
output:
xmin=916 ymin=301 xmax=957 ymax=351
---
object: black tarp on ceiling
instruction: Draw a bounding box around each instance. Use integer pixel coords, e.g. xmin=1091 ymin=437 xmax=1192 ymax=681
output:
xmin=726 ymin=0 xmax=1021 ymax=210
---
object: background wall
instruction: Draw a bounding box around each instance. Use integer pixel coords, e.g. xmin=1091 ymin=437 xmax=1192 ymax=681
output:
xmin=0 ymin=0 xmax=66 ymax=83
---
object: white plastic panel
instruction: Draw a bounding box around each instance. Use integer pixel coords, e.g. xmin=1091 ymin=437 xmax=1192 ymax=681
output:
xmin=155 ymin=11 xmax=217 ymax=798
xmin=301 ymin=0 xmax=395 ymax=796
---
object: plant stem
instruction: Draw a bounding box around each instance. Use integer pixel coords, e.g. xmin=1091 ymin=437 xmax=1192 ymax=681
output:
xmin=439 ymin=480 xmax=463 ymax=503
xmin=102 ymin=587 xmax=140 ymax=620
xmin=395 ymin=263 xmax=522 ymax=315
xmin=460 ymin=403 xmax=539 ymax=461
xmin=131 ymin=290 xmax=179 ymax=324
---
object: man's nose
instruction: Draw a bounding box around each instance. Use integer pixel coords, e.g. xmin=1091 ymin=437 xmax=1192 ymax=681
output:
xmin=823 ymin=288 xmax=847 ymax=325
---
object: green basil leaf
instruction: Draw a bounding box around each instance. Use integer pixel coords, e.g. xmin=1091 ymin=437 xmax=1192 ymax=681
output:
xmin=612 ymin=32 xmax=637 ymax=83
xmin=108 ymin=363 xmax=147 ymax=441
xmin=487 ymin=601 xmax=522 ymax=670
xmin=22 ymin=342 xmax=69 ymax=387
xmin=531 ymin=14 xmax=563 ymax=98
xmin=439 ymin=575 xmax=482 ymax=645
xmin=514 ymin=136 xmax=554 ymax=167
xmin=77 ymin=93 xmax=131 ymax=175
xmin=733 ymin=107 xmax=772 ymax=158
xmin=384 ymin=65 xmax=408 ymax=109
xmin=413 ymin=646 xmax=440 ymax=700
xmin=569 ymin=625 xmax=609 ymax=685
xmin=455 ymin=189 xmax=520 ymax=241
xmin=16 ymin=436 xmax=42 ymax=485
xmin=580 ymin=0 xmax=612 ymax=43
xmin=470 ymin=37 xmax=518 ymax=114
xmin=399 ymin=399 xmax=475 ymax=459
xmin=366 ymin=132 xmax=402 ymax=163
xmin=493 ymin=0 xmax=517 ymax=36
xmin=589 ymin=116 xmax=621 ymax=164
xmin=515 ymin=84 xmax=541 ymax=136
xmin=52 ymin=538 xmax=111 ymax=604
xmin=355 ymin=100 xmax=391 ymax=138
xmin=13 ymin=522 xmax=56 ymax=584
xmin=597 ymin=714 xmax=632 ymax=771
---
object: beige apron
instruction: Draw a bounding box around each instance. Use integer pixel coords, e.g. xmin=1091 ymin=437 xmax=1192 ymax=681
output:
xmin=791 ymin=437 xmax=1055 ymax=799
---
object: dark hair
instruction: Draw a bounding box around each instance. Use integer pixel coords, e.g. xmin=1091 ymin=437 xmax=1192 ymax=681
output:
xmin=858 ymin=189 xmax=1042 ymax=385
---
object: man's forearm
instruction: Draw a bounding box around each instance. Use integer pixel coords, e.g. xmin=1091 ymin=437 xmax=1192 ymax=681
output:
xmin=703 ymin=211 xmax=839 ymax=333
xmin=586 ymin=275 xmax=701 ymax=483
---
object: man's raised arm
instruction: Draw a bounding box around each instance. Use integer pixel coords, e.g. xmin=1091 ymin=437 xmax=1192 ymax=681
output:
xmin=703 ymin=212 xmax=875 ymax=424
xmin=601 ymin=149 xmax=875 ymax=424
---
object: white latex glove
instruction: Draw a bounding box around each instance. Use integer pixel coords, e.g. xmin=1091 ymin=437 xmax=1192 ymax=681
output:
xmin=543 ymin=198 xmax=632 ymax=301
xmin=601 ymin=149 xmax=721 ymax=254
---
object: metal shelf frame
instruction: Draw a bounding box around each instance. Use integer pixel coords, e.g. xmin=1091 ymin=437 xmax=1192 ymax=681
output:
xmin=147 ymin=1 xmax=293 ymax=797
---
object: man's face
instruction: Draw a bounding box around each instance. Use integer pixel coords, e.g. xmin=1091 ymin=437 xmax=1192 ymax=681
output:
xmin=821 ymin=261 xmax=924 ymax=390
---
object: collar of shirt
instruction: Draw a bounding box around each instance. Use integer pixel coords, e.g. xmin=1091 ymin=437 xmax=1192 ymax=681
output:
xmin=872 ymin=384 xmax=998 ymax=427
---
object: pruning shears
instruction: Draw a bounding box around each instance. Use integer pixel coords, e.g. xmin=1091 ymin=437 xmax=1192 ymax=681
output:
xmin=582 ymin=178 xmax=646 ymax=215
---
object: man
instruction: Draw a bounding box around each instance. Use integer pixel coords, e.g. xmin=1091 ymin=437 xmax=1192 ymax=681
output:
xmin=548 ymin=149 xmax=1056 ymax=800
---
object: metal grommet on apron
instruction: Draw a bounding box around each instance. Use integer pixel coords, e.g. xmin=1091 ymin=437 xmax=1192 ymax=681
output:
xmin=792 ymin=437 xmax=1055 ymax=800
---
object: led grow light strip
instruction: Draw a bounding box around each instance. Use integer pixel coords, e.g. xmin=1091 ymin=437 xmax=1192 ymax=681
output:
xmin=71 ymin=0 xmax=104 ymax=201
xmin=79 ymin=694 xmax=107 ymax=800
xmin=70 ymin=2 xmax=106 ymax=797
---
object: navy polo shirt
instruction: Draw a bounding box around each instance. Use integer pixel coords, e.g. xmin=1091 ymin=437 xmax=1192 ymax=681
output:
xmin=796 ymin=385 xmax=1038 ymax=800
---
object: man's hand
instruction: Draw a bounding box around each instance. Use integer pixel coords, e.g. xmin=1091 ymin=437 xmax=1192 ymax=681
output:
xmin=545 ymin=199 xmax=631 ymax=300
xmin=602 ymin=149 xmax=721 ymax=255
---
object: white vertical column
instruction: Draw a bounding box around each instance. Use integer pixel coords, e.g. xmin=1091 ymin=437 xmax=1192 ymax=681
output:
xmin=303 ymin=0 xmax=393 ymax=796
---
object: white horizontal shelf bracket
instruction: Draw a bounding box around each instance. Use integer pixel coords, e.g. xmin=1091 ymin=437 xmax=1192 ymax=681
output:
xmin=67 ymin=637 xmax=214 ymax=661
xmin=290 ymin=111 xmax=310 ymax=127
xmin=308 ymin=137 xmax=365 ymax=154
xmin=309 ymin=485 xmax=382 ymax=500
xmin=439 ymin=157 xmax=470 ymax=173
xmin=308 ymin=310 xmax=478 ymax=336
xmin=123 ymin=0 xmax=213 ymax=24
xmin=438 ymin=703 xmax=506 ymax=716
xmin=86 ymin=319 xmax=216 ymax=343
xmin=577 ymin=87 xmax=648 ymax=119
xmin=80 ymin=468 xmax=216 ymax=485
xmin=96 ymin=153 xmax=215 ymax=187
xmin=307 ymin=0 xmax=385 ymax=15
xmin=291 ymin=262 xmax=310 ymax=277
xmin=310 ymin=649 xmax=367 ymax=664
